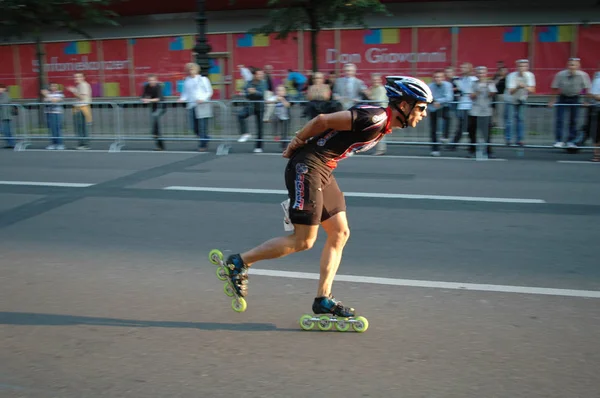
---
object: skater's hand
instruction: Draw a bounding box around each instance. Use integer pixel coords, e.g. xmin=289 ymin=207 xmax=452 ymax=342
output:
xmin=283 ymin=136 xmax=305 ymax=158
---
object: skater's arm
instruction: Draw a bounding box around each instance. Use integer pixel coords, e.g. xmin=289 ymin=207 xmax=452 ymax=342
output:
xmin=283 ymin=111 xmax=352 ymax=158
xmin=295 ymin=111 xmax=352 ymax=141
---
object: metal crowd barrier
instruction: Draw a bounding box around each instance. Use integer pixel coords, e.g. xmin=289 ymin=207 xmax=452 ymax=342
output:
xmin=2 ymin=99 xmax=597 ymax=158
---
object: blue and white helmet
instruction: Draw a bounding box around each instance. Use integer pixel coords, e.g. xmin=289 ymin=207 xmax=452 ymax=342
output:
xmin=385 ymin=76 xmax=433 ymax=104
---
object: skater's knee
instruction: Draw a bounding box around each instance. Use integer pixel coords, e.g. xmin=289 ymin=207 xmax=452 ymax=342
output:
xmin=294 ymin=236 xmax=316 ymax=252
xmin=328 ymin=227 xmax=350 ymax=247
xmin=292 ymin=224 xmax=319 ymax=252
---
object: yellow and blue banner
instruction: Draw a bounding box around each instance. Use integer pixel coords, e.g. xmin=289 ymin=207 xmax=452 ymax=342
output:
xmin=363 ymin=29 xmax=399 ymax=44
xmin=538 ymin=26 xmax=574 ymax=42
xmin=169 ymin=36 xmax=195 ymax=51
xmin=503 ymin=26 xmax=532 ymax=43
xmin=237 ymin=33 xmax=269 ymax=47
xmin=64 ymin=41 xmax=91 ymax=55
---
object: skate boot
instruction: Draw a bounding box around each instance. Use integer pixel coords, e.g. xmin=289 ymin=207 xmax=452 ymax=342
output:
xmin=298 ymin=294 xmax=369 ymax=333
xmin=208 ymin=249 xmax=248 ymax=313
xmin=312 ymin=295 xmax=355 ymax=317
xmin=224 ymin=254 xmax=249 ymax=298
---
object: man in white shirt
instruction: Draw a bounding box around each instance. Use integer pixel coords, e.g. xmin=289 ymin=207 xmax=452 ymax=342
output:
xmin=504 ymin=59 xmax=536 ymax=146
xmin=179 ymin=62 xmax=214 ymax=152
xmin=450 ymin=62 xmax=477 ymax=149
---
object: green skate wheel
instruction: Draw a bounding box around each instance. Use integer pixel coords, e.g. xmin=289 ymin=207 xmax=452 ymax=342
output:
xmin=352 ymin=316 xmax=369 ymax=333
xmin=209 ymin=249 xmax=223 ymax=265
xmin=216 ymin=266 xmax=228 ymax=281
xmin=317 ymin=315 xmax=333 ymax=331
xmin=232 ymin=297 xmax=247 ymax=313
xmin=223 ymin=282 xmax=235 ymax=297
xmin=299 ymin=314 xmax=315 ymax=331
xmin=335 ymin=318 xmax=351 ymax=332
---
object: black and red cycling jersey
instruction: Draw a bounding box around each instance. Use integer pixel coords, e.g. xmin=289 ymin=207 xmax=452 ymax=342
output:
xmin=303 ymin=104 xmax=393 ymax=169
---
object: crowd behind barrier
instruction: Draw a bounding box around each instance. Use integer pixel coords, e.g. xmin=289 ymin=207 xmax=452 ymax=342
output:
xmin=0 ymin=99 xmax=598 ymax=158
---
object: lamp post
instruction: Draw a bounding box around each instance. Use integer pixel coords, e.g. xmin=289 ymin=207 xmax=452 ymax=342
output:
xmin=193 ymin=0 xmax=212 ymax=76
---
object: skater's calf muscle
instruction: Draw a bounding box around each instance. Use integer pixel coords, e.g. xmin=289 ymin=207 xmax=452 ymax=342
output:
xmin=240 ymin=224 xmax=318 ymax=266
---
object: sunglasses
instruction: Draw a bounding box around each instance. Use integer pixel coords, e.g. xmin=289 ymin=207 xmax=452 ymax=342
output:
xmin=415 ymin=105 xmax=427 ymax=112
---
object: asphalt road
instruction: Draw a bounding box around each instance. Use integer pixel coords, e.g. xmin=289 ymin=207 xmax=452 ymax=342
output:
xmin=0 ymin=149 xmax=599 ymax=398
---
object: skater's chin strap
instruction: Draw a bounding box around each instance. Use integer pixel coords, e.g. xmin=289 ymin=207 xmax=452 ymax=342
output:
xmin=390 ymin=100 xmax=416 ymax=129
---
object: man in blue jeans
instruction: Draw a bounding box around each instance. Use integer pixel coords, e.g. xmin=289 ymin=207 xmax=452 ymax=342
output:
xmin=0 ymin=84 xmax=15 ymax=149
xmin=549 ymin=58 xmax=591 ymax=149
xmin=504 ymin=59 xmax=536 ymax=146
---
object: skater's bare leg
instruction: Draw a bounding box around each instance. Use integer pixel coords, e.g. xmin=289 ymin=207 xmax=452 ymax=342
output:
xmin=317 ymin=212 xmax=350 ymax=297
xmin=241 ymin=224 xmax=319 ymax=266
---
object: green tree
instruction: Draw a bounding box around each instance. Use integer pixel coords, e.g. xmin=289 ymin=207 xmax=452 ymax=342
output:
xmin=0 ymin=0 xmax=121 ymax=99
xmin=249 ymin=0 xmax=391 ymax=73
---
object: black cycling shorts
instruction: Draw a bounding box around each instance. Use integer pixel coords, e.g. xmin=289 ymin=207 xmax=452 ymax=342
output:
xmin=284 ymin=153 xmax=346 ymax=226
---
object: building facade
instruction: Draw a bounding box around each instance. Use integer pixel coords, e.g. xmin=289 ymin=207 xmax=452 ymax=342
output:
xmin=1 ymin=0 xmax=599 ymax=99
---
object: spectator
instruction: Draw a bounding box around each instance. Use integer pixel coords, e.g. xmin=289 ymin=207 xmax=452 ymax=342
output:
xmin=268 ymin=84 xmax=291 ymax=149
xmin=305 ymin=71 xmax=333 ymax=119
xmin=444 ymin=65 xmax=460 ymax=144
xmin=492 ymin=66 xmax=508 ymax=127
xmin=467 ymin=66 xmax=497 ymax=158
xmin=590 ymin=68 xmax=600 ymax=162
xmin=237 ymin=68 xmax=267 ymax=153
xmin=365 ymin=73 xmax=389 ymax=155
xmin=67 ymin=73 xmax=92 ymax=150
xmin=333 ymin=63 xmax=368 ymax=110
xmin=428 ymin=70 xmax=454 ymax=156
xmin=450 ymin=62 xmax=477 ymax=150
xmin=238 ymin=64 xmax=253 ymax=83
xmin=504 ymin=59 xmax=536 ymax=146
xmin=326 ymin=71 xmax=337 ymax=91
xmin=578 ymin=62 xmax=600 ymax=147
xmin=262 ymin=65 xmax=276 ymax=123
xmin=179 ymin=62 xmax=214 ymax=152
xmin=41 ymin=83 xmax=65 ymax=150
xmin=141 ymin=74 xmax=166 ymax=151
xmin=549 ymin=57 xmax=591 ymax=149
xmin=264 ymin=64 xmax=275 ymax=92
xmin=0 ymin=84 xmax=15 ymax=149
xmin=287 ymin=69 xmax=307 ymax=100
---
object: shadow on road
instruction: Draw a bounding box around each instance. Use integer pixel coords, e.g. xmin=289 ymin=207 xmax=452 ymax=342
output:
xmin=0 ymin=311 xmax=300 ymax=332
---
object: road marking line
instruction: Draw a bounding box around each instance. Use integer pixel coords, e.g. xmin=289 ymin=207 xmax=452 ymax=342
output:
xmin=256 ymin=153 xmax=508 ymax=161
xmin=164 ymin=186 xmax=546 ymax=204
xmin=0 ymin=181 xmax=94 ymax=188
xmin=21 ymin=149 xmax=205 ymax=155
xmin=557 ymin=160 xmax=600 ymax=164
xmin=249 ymin=268 xmax=600 ymax=299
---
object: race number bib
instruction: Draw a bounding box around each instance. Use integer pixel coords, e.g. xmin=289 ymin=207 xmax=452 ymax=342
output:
xmin=281 ymin=198 xmax=294 ymax=231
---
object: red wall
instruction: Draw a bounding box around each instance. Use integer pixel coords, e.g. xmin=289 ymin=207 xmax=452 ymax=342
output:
xmin=1 ymin=25 xmax=598 ymax=99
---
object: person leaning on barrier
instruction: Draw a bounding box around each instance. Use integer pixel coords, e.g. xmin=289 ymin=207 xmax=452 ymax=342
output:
xmin=467 ymin=66 xmax=497 ymax=158
xmin=450 ymin=63 xmax=477 ymax=150
xmin=504 ymin=59 xmax=536 ymax=147
xmin=41 ymin=83 xmax=65 ymax=150
xmin=0 ymin=84 xmax=15 ymax=149
xmin=305 ymin=72 xmax=333 ymax=120
xmin=549 ymin=57 xmax=592 ymax=150
xmin=141 ymin=74 xmax=167 ymax=151
xmin=67 ymin=73 xmax=92 ymax=150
